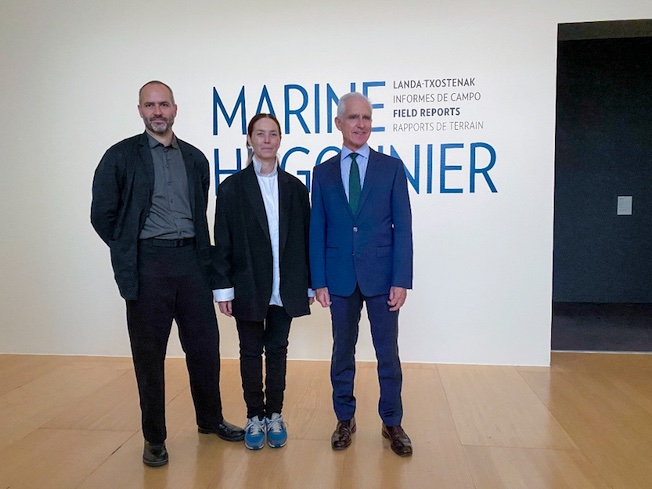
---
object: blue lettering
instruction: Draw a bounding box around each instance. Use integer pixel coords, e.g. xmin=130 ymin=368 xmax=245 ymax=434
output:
xmin=362 ymin=81 xmax=386 ymax=133
xmin=427 ymin=144 xmax=434 ymax=194
xmin=281 ymin=146 xmax=310 ymax=188
xmin=297 ymin=170 xmax=311 ymax=190
xmin=214 ymin=147 xmax=245 ymax=191
xmin=314 ymin=84 xmax=320 ymax=134
xmin=280 ymin=146 xmax=309 ymax=170
xmin=315 ymin=146 xmax=340 ymax=166
xmin=213 ymin=142 xmax=497 ymax=195
xmin=470 ymin=143 xmax=497 ymax=193
xmin=388 ymin=145 xmax=419 ymax=193
xmin=213 ymin=86 xmax=246 ymax=135
xmin=284 ymin=84 xmax=310 ymax=134
xmin=326 ymin=84 xmax=339 ymax=133
xmin=255 ymin=85 xmax=277 ymax=116
xmin=440 ymin=143 xmax=464 ymax=194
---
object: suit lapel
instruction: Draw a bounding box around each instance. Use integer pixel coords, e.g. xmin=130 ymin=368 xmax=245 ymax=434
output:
xmin=278 ymin=168 xmax=291 ymax=257
xmin=138 ymin=132 xmax=155 ymax=189
xmin=243 ymin=165 xmax=271 ymax=242
xmin=324 ymin=153 xmax=352 ymax=216
xmin=179 ymin=140 xmax=197 ymax=213
xmin=356 ymin=148 xmax=379 ymax=215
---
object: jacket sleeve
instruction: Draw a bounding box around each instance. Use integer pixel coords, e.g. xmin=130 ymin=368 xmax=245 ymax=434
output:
xmin=212 ymin=183 xmax=234 ymax=289
xmin=308 ymin=168 xmax=327 ymax=289
xmin=90 ymin=148 xmax=122 ymax=245
xmin=300 ymin=180 xmax=312 ymax=288
xmin=390 ymin=159 xmax=414 ymax=289
xmin=199 ymin=152 xmax=210 ymax=211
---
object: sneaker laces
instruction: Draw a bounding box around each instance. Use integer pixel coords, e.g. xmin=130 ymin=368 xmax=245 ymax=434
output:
xmin=266 ymin=413 xmax=285 ymax=433
xmin=245 ymin=416 xmax=265 ymax=436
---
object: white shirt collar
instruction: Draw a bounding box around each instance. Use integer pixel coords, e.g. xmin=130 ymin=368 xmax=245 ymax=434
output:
xmin=252 ymin=156 xmax=279 ymax=178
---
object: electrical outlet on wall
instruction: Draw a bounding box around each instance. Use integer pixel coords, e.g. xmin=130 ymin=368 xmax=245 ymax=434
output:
xmin=617 ymin=196 xmax=633 ymax=215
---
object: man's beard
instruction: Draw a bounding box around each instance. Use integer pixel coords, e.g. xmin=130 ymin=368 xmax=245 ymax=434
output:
xmin=145 ymin=117 xmax=173 ymax=134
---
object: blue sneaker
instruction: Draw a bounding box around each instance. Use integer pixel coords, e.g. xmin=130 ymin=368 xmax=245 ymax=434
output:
xmin=266 ymin=413 xmax=287 ymax=448
xmin=244 ymin=416 xmax=266 ymax=450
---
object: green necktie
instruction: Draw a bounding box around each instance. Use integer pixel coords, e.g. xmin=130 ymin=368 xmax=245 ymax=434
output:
xmin=349 ymin=152 xmax=361 ymax=213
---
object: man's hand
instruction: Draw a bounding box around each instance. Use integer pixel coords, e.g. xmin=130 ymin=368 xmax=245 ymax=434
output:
xmin=315 ymin=287 xmax=332 ymax=308
xmin=218 ymin=301 xmax=233 ymax=317
xmin=387 ymin=287 xmax=407 ymax=311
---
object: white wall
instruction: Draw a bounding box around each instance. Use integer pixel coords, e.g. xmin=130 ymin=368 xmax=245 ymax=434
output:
xmin=1 ymin=0 xmax=650 ymax=365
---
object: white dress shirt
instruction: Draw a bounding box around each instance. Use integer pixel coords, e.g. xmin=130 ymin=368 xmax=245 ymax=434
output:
xmin=213 ymin=157 xmax=282 ymax=306
xmin=213 ymin=157 xmax=314 ymax=306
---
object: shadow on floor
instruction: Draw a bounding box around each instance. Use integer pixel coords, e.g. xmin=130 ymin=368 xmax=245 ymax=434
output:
xmin=551 ymin=302 xmax=652 ymax=352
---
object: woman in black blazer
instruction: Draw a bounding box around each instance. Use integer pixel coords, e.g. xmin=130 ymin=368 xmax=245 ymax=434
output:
xmin=213 ymin=113 xmax=313 ymax=450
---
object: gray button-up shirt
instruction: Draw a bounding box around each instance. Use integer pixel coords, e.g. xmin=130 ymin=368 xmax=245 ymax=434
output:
xmin=139 ymin=133 xmax=195 ymax=239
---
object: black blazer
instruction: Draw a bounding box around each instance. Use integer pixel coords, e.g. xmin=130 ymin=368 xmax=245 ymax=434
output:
xmin=91 ymin=132 xmax=216 ymax=300
xmin=213 ymin=164 xmax=311 ymax=321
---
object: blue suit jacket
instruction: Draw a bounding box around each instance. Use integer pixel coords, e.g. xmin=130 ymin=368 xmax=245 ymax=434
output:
xmin=309 ymin=148 xmax=413 ymax=297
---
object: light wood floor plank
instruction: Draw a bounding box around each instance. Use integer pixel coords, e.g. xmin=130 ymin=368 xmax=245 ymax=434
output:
xmin=373 ymin=364 xmax=477 ymax=489
xmin=212 ymin=358 xmax=248 ymax=424
xmin=276 ymin=360 xmax=334 ymax=441
xmin=550 ymin=352 xmax=652 ymax=415
xmin=0 ymin=361 xmax=128 ymax=451
xmin=2 ymin=353 xmax=652 ymax=488
xmin=438 ymin=364 xmax=576 ymax=449
xmin=211 ymin=439 xmax=346 ymax=489
xmin=520 ymin=357 xmax=652 ymax=489
xmin=464 ymin=446 xmax=612 ymax=489
xmin=0 ymin=428 xmax=132 ymax=489
xmin=0 ymin=354 xmax=101 ymax=397
xmin=550 ymin=351 xmax=652 ymax=374
xmin=42 ymin=370 xmax=141 ymax=431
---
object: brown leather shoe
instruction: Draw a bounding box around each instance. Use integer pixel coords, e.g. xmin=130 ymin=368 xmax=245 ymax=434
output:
xmin=331 ymin=418 xmax=356 ymax=450
xmin=382 ymin=424 xmax=413 ymax=456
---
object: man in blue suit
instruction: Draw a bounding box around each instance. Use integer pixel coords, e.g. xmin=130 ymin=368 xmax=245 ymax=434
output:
xmin=309 ymin=92 xmax=414 ymax=456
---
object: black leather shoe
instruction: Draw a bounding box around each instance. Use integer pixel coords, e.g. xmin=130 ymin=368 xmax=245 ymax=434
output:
xmin=382 ymin=424 xmax=413 ymax=457
xmin=331 ymin=418 xmax=356 ymax=450
xmin=143 ymin=441 xmax=168 ymax=467
xmin=198 ymin=419 xmax=245 ymax=442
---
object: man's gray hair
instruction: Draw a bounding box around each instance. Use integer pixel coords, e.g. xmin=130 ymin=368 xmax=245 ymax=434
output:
xmin=337 ymin=92 xmax=372 ymax=119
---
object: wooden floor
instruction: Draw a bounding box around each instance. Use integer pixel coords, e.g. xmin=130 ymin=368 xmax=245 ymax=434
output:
xmin=1 ymin=353 xmax=652 ymax=489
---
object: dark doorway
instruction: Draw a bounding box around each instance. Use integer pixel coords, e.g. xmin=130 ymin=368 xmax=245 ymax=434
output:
xmin=552 ymin=20 xmax=652 ymax=352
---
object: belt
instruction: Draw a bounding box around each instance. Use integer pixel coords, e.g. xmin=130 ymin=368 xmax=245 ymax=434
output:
xmin=140 ymin=237 xmax=195 ymax=248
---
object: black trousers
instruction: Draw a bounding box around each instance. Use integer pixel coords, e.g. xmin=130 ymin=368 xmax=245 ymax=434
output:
xmin=236 ymin=306 xmax=292 ymax=419
xmin=126 ymin=242 xmax=222 ymax=443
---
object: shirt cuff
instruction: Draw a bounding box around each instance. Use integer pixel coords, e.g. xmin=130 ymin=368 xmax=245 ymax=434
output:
xmin=213 ymin=288 xmax=234 ymax=302
xmin=308 ymin=288 xmax=315 ymax=298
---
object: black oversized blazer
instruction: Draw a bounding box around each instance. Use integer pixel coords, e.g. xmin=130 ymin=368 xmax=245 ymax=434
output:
xmin=213 ymin=164 xmax=311 ymax=321
xmin=91 ymin=132 xmax=216 ymax=300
